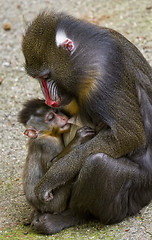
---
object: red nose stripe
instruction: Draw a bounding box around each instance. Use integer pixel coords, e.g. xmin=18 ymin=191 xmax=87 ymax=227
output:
xmin=42 ymin=79 xmax=51 ymax=102
xmin=42 ymin=80 xmax=59 ymax=107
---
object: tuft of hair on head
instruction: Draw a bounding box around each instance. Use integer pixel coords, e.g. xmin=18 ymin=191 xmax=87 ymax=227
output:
xmin=18 ymin=98 xmax=49 ymax=125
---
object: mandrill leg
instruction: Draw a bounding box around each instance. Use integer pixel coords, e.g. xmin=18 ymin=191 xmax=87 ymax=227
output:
xmin=69 ymin=153 xmax=152 ymax=224
xmin=31 ymin=152 xmax=152 ymax=234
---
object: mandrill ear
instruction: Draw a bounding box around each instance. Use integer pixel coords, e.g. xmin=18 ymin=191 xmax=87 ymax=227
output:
xmin=55 ymin=30 xmax=75 ymax=54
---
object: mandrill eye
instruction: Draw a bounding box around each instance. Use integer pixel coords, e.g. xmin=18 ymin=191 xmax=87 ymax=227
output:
xmin=35 ymin=70 xmax=52 ymax=81
xmin=41 ymin=72 xmax=52 ymax=80
xmin=46 ymin=111 xmax=54 ymax=122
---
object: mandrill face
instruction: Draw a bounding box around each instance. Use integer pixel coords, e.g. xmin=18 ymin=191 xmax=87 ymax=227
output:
xmin=22 ymin=13 xmax=78 ymax=109
xmin=22 ymin=12 xmax=100 ymax=118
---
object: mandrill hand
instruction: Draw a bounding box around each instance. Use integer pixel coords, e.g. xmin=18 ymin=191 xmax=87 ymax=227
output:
xmin=34 ymin=181 xmax=54 ymax=203
xmin=75 ymin=126 xmax=96 ymax=144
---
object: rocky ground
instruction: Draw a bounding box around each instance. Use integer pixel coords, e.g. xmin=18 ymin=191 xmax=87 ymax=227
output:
xmin=0 ymin=0 xmax=152 ymax=239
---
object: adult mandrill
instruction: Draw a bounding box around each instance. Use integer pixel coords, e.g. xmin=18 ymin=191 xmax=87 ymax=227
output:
xmin=22 ymin=12 xmax=152 ymax=234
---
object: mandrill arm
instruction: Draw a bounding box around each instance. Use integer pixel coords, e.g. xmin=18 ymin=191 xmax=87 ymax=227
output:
xmin=34 ymin=110 xmax=146 ymax=202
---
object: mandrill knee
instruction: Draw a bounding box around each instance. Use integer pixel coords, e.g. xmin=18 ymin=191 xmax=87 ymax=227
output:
xmin=87 ymin=153 xmax=108 ymax=167
xmin=78 ymin=153 xmax=109 ymax=180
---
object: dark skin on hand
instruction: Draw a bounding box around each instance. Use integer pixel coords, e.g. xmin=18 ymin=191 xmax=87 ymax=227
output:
xmin=22 ymin=11 xmax=152 ymax=234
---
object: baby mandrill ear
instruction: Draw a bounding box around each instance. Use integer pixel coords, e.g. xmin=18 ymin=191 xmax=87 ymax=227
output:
xmin=55 ymin=30 xmax=75 ymax=53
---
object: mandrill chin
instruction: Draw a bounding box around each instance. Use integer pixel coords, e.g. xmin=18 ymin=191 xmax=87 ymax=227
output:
xmin=22 ymin=11 xmax=152 ymax=235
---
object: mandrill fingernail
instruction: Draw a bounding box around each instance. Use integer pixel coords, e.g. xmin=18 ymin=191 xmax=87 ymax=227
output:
xmin=44 ymin=191 xmax=54 ymax=202
xmin=49 ymin=192 xmax=54 ymax=200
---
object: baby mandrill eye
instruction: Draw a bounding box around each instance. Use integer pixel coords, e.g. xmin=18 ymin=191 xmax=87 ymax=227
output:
xmin=46 ymin=112 xmax=54 ymax=121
